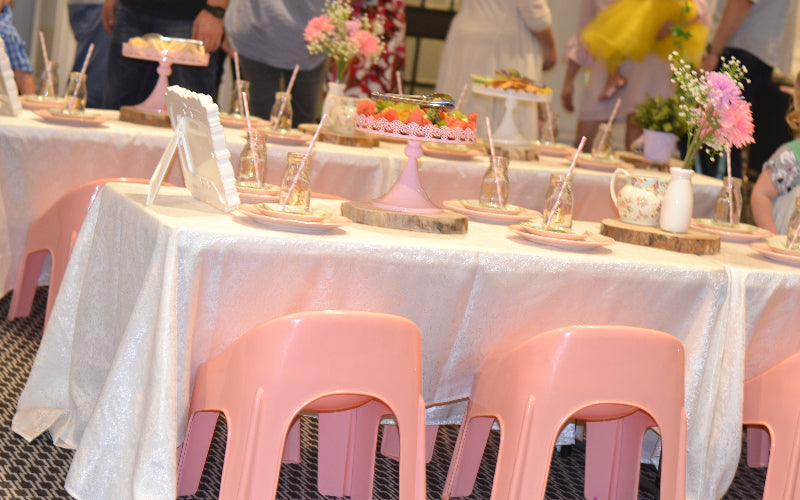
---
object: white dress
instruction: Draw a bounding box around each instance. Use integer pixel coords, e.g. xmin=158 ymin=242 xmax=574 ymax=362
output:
xmin=435 ymin=0 xmax=552 ymax=141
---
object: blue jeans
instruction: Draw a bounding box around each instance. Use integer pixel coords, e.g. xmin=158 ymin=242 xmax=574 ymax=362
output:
xmin=68 ymin=4 xmax=110 ymax=109
xmin=102 ymin=3 xmax=221 ymax=109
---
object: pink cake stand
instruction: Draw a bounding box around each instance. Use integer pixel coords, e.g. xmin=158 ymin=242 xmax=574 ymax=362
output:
xmin=122 ymin=43 xmax=210 ymax=114
xmin=355 ymin=114 xmax=477 ymax=214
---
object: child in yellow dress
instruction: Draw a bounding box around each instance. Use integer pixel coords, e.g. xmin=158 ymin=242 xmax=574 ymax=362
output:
xmin=581 ymin=0 xmax=709 ymax=100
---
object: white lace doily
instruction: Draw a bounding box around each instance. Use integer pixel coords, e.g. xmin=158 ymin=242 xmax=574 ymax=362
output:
xmin=355 ymin=114 xmax=476 ymax=144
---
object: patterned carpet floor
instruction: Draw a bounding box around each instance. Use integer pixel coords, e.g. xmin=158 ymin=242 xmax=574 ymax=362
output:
xmin=0 ymin=288 xmax=768 ymax=499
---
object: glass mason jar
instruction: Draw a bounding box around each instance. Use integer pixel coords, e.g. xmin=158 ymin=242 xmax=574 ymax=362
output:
xmin=540 ymin=110 xmax=559 ymax=145
xmin=787 ymin=197 xmax=800 ymax=251
xmin=591 ymin=123 xmax=612 ymax=159
xmin=280 ymin=152 xmax=311 ymax=213
xmin=713 ymin=176 xmax=743 ymax=225
xmin=38 ymin=61 xmax=59 ymax=98
xmin=270 ymin=91 xmax=293 ymax=131
xmin=543 ymin=173 xmax=574 ymax=230
xmin=478 ymin=156 xmax=509 ymax=208
xmin=62 ymin=71 xmax=87 ymax=114
xmin=230 ymin=80 xmax=251 ymax=117
xmin=236 ymin=132 xmax=267 ymax=188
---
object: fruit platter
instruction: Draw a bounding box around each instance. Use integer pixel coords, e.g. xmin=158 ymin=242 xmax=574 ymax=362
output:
xmin=471 ymin=69 xmax=552 ymax=145
xmin=471 ymin=69 xmax=553 ymax=99
xmin=354 ymin=93 xmax=476 ymax=213
xmin=354 ymin=95 xmax=477 ymax=143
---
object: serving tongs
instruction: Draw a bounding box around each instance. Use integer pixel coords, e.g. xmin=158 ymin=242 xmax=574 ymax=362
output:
xmin=371 ymin=92 xmax=455 ymax=110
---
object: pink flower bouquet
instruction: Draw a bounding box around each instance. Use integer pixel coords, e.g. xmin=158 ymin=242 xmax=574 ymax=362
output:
xmin=304 ymin=0 xmax=386 ymax=83
xmin=669 ymin=52 xmax=754 ymax=169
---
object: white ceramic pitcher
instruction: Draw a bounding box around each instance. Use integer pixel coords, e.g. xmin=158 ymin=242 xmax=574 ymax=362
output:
xmin=609 ymin=168 xmax=667 ymax=226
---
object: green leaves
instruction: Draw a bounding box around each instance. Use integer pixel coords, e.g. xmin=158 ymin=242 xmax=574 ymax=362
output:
xmin=633 ymin=94 xmax=687 ymax=135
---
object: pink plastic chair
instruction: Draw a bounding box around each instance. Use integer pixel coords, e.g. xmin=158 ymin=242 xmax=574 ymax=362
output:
xmin=441 ymin=324 xmax=687 ymax=500
xmin=8 ymin=177 xmax=155 ymax=323
xmin=175 ymin=310 xmax=427 ymax=500
xmin=742 ymin=350 xmax=800 ymax=499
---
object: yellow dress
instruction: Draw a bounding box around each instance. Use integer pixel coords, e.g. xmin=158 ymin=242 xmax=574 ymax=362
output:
xmin=581 ymin=0 xmax=708 ymax=71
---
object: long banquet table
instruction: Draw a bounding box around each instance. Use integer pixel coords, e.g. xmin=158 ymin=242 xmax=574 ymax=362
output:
xmin=15 ymin=182 xmax=799 ymax=500
xmin=0 ymin=109 xmax=723 ymax=297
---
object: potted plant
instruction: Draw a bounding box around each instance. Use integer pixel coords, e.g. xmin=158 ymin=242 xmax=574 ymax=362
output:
xmin=633 ymin=94 xmax=686 ymax=164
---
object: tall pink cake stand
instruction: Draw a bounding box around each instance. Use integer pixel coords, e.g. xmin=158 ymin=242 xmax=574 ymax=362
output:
xmin=122 ymin=42 xmax=210 ymax=114
xmin=354 ymin=114 xmax=477 ymax=214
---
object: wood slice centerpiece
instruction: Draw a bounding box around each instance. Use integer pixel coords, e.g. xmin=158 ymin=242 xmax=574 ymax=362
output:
xmin=600 ymin=218 xmax=720 ymax=254
xmin=341 ymin=201 xmax=467 ymax=234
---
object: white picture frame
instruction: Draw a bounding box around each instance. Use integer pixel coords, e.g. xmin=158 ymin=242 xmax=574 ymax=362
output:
xmin=147 ymin=85 xmax=239 ymax=211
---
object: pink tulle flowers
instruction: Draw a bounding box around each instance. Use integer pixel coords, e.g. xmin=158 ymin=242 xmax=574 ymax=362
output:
xmin=304 ymin=0 xmax=386 ymax=83
xmin=669 ymin=52 xmax=754 ymax=169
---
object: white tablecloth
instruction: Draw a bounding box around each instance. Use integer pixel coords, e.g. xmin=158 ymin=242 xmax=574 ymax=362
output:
xmin=0 ymin=110 xmax=722 ymax=298
xmin=12 ymin=182 xmax=774 ymax=500
xmin=0 ymin=111 xmax=395 ymax=295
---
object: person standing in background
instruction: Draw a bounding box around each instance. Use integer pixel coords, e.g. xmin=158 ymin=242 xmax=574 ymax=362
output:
xmin=435 ymin=0 xmax=556 ymax=139
xmin=332 ymin=0 xmax=405 ymax=98
xmin=700 ymin=0 xmax=796 ymax=179
xmin=225 ymin=0 xmax=326 ymax=126
xmin=68 ymin=0 xmax=110 ymax=108
xmin=561 ymin=0 xmax=709 ymax=150
xmin=0 ymin=0 xmax=34 ymax=95
xmin=101 ymin=0 xmax=225 ymax=109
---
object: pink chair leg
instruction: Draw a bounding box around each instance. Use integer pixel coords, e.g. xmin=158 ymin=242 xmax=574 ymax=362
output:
xmin=282 ymin=419 xmax=301 ymax=464
xmin=317 ymin=410 xmax=357 ymax=496
xmin=349 ymin=400 xmax=392 ymax=500
xmin=381 ymin=424 xmax=439 ymax=463
xmin=8 ymin=250 xmax=47 ymax=320
xmin=584 ymin=411 xmax=654 ymax=500
xmin=746 ymin=426 xmax=771 ymax=468
xmin=443 ymin=415 xmax=494 ymax=498
xmin=177 ymin=411 xmax=221 ymax=496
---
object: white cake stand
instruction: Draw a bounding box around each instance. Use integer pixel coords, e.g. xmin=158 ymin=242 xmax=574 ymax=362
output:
xmin=471 ymin=83 xmax=552 ymax=145
xmin=355 ymin=114 xmax=476 ymax=214
xmin=122 ymin=43 xmax=210 ymax=113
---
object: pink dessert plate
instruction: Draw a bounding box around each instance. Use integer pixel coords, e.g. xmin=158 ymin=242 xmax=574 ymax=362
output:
xmin=218 ymin=113 xmax=268 ymax=129
xmin=518 ymin=221 xmax=588 ymax=241
xmin=258 ymin=128 xmax=313 ymax=145
xmin=36 ymin=109 xmax=111 ymax=127
xmin=237 ymin=204 xmax=350 ymax=233
xmin=765 ymin=236 xmax=800 ymax=257
xmin=443 ymin=199 xmax=540 ymax=224
xmin=20 ymin=95 xmax=65 ymax=111
xmin=236 ymin=185 xmax=279 ymax=204
xmin=422 ymin=143 xmax=480 ymax=160
xmin=254 ymin=203 xmax=331 ymax=222
xmin=691 ymin=219 xmax=771 ymax=242
xmin=459 ymin=199 xmax=524 ymax=215
xmin=538 ymin=143 xmax=577 ymax=158
xmin=509 ymin=224 xmax=614 ymax=251
xmin=750 ymin=241 xmax=800 ymax=267
xmin=575 ymin=154 xmax=632 ymax=171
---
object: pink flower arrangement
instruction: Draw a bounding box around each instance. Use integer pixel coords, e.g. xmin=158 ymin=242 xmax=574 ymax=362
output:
xmin=669 ymin=52 xmax=754 ymax=169
xmin=304 ymin=0 xmax=385 ymax=83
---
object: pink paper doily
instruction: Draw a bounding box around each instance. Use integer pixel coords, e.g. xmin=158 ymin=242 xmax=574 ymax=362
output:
xmin=355 ymin=114 xmax=476 ymax=144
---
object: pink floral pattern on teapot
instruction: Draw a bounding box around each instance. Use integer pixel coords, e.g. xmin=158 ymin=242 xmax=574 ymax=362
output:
xmin=609 ymin=168 xmax=667 ymax=226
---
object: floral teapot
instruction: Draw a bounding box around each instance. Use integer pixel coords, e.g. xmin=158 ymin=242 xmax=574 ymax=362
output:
xmin=609 ymin=168 xmax=667 ymax=226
